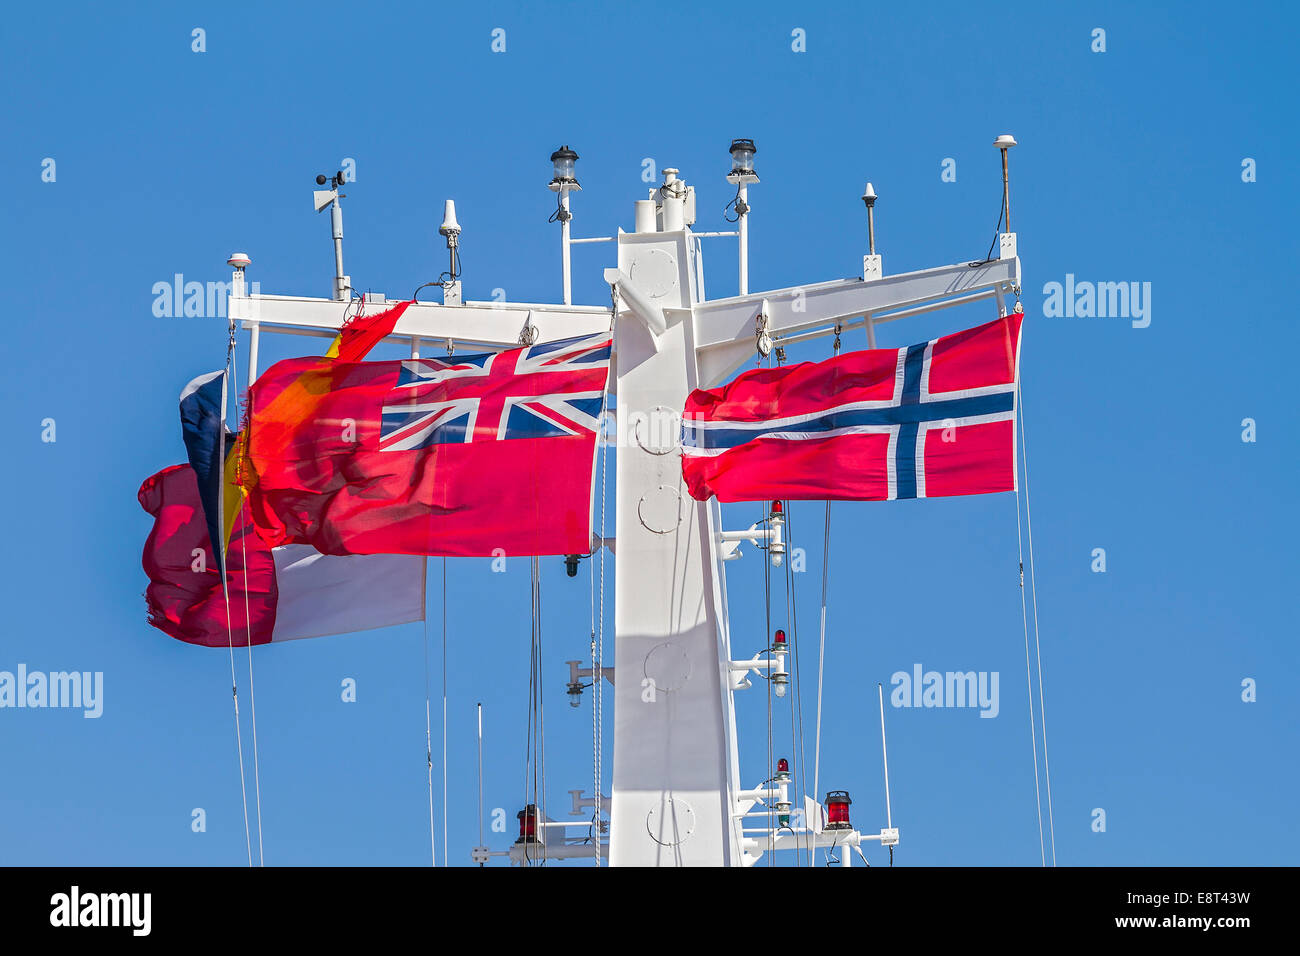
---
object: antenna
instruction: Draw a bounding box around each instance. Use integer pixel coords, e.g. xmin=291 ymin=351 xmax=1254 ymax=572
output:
xmin=993 ymin=134 xmax=1017 ymax=233
xmin=226 ymin=252 xmax=250 ymax=298
xmin=438 ymin=199 xmax=463 ymax=306
xmin=861 ymin=182 xmax=882 ymax=282
xmin=861 ymin=182 xmax=877 ymax=255
xmin=472 ymin=701 xmax=488 ymax=866
xmin=313 ymin=170 xmax=349 ymax=301
xmin=877 ymin=681 xmax=893 ymax=833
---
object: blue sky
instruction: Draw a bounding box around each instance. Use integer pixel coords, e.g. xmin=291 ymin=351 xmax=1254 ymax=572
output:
xmin=1 ymin=0 xmax=1295 ymax=866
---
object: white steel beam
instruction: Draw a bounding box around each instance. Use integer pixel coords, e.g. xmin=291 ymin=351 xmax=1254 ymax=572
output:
xmin=692 ymin=256 xmax=1019 ymax=386
xmin=230 ymin=293 xmax=612 ymax=352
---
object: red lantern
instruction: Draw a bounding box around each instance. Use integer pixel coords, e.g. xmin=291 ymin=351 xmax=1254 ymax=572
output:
xmin=516 ymin=804 xmax=540 ymax=844
xmin=825 ymin=791 xmax=852 ymax=830
xmin=773 ymin=629 xmax=786 ymax=646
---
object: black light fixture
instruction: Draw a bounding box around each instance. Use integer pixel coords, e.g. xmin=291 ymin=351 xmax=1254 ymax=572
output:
xmin=550 ymin=145 xmax=579 ymax=186
xmin=566 ymin=678 xmax=585 ymax=707
xmin=728 ymin=138 xmax=757 ymax=178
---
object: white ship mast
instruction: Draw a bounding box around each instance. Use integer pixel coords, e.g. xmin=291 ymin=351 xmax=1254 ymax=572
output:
xmin=225 ymin=136 xmax=1022 ymax=867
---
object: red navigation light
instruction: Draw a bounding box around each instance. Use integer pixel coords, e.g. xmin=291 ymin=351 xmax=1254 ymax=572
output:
xmin=516 ymin=804 xmax=540 ymax=844
xmin=773 ymin=629 xmax=787 ymax=646
xmin=825 ymin=790 xmax=852 ymax=830
xmin=777 ymin=758 xmax=789 ymax=774
xmin=770 ymin=500 xmax=783 ymax=515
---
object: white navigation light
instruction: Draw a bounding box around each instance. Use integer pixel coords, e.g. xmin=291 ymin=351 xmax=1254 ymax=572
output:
xmin=769 ymin=499 xmax=785 ymax=568
xmin=550 ymin=144 xmax=579 ymax=185
xmin=729 ymin=138 xmax=756 ymax=177
xmin=227 ymin=252 xmax=251 ymax=269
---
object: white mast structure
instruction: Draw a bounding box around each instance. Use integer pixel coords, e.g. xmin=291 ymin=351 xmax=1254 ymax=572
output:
xmin=225 ymin=137 xmax=1022 ymax=867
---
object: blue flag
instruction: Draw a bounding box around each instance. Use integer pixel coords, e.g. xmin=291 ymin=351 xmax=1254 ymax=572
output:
xmin=179 ymin=370 xmax=231 ymax=573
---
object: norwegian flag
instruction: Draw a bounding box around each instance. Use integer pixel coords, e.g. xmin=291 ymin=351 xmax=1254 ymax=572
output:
xmin=244 ymin=332 xmax=612 ymax=557
xmin=681 ymin=313 xmax=1023 ymax=503
xmin=380 ymin=334 xmax=609 ymax=450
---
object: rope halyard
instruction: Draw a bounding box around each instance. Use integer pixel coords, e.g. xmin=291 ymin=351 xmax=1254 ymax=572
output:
xmin=218 ymin=321 xmax=253 ymax=867
xmin=1014 ymin=388 xmax=1047 ymax=867
xmin=229 ymin=349 xmax=266 ymax=867
xmin=809 ymin=326 xmax=841 ymax=866
xmin=442 ymin=557 xmax=449 ymax=866
xmin=523 ymin=556 xmax=547 ymax=866
xmin=811 ymin=499 xmax=830 ymax=868
xmin=590 ymin=295 xmax=615 ymax=864
xmin=422 ymin=600 xmax=436 ymax=866
xmin=783 ymin=502 xmax=809 ymax=867
xmin=762 ymin=499 xmax=775 ymax=866
xmin=1018 ymin=381 xmax=1056 ymax=865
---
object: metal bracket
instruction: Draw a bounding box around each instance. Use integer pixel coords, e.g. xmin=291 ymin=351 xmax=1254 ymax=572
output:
xmin=755 ymin=298 xmax=772 ymax=357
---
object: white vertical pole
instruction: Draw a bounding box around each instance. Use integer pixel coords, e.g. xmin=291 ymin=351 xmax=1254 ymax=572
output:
xmin=411 ymin=336 xmax=421 ymax=359
xmin=476 ymin=702 xmax=485 ymax=866
xmin=232 ymin=264 xmax=260 ymax=383
xmin=878 ymin=682 xmax=893 ymax=831
xmin=330 ymin=199 xmax=346 ymax=301
xmin=609 ymin=225 xmax=741 ymax=866
xmin=561 ymin=188 xmax=573 ymax=306
xmin=247 ymin=322 xmax=260 ymax=382
xmin=865 ymin=315 xmax=877 ymax=350
xmin=737 ymin=183 xmax=749 ymax=295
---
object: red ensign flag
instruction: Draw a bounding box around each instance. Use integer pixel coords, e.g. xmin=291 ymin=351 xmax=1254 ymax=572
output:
xmin=243 ymin=333 xmax=611 ymax=557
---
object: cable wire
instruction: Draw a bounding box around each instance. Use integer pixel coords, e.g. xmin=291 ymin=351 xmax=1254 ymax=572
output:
xmin=215 ymin=353 xmax=253 ymax=867
xmin=229 ymin=350 xmax=265 ymax=867
xmin=1018 ymin=379 xmax=1057 ymax=865
xmin=1014 ymin=409 xmax=1047 ymax=866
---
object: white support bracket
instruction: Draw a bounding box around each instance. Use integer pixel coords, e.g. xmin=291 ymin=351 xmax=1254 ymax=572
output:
xmin=727 ymin=641 xmax=788 ymax=692
xmin=604 ymin=267 xmax=666 ymax=342
xmin=718 ymin=510 xmax=784 ymax=565
xmin=692 ymin=256 xmax=1021 ymax=386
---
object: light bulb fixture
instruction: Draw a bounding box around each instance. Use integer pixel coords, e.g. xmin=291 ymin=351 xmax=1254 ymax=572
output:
xmin=727 ymin=138 xmax=758 ymax=183
xmin=825 ymin=790 xmax=852 ymax=831
xmin=549 ymin=145 xmax=579 ymax=188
